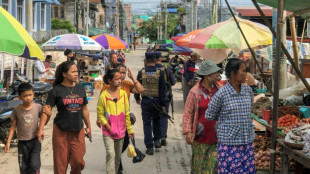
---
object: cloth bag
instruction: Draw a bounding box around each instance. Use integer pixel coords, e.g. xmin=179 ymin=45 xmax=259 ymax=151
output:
xmin=131 ymin=138 xmax=145 ymax=163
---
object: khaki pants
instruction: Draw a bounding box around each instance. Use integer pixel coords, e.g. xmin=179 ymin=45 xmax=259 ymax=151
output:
xmin=103 ymin=134 xmax=124 ymax=174
xmin=52 ymin=124 xmax=86 ymax=174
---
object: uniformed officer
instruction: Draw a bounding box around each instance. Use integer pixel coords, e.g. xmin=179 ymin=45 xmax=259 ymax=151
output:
xmin=154 ymin=52 xmax=176 ymax=146
xmin=134 ymin=52 xmax=166 ymax=155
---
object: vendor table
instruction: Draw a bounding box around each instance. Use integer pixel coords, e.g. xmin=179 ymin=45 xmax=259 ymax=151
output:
xmin=251 ymin=113 xmax=285 ymax=138
xmin=277 ymin=139 xmax=310 ymax=174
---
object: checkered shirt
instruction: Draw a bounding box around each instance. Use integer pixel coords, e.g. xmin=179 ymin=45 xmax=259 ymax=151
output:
xmin=205 ymin=83 xmax=255 ymax=145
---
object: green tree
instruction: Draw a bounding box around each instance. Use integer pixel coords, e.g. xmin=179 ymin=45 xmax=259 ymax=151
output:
xmin=137 ymin=14 xmax=181 ymax=41
xmin=51 ymin=18 xmax=76 ymax=33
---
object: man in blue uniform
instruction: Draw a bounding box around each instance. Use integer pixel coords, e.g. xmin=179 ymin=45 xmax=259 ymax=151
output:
xmin=135 ymin=52 xmax=166 ymax=155
xmin=154 ymin=52 xmax=176 ymax=146
xmin=182 ymin=52 xmax=198 ymax=104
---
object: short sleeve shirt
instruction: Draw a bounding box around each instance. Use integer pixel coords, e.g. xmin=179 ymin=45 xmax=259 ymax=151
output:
xmin=46 ymin=84 xmax=88 ymax=131
xmin=10 ymin=103 xmax=42 ymax=141
xmin=100 ymin=80 xmax=134 ymax=100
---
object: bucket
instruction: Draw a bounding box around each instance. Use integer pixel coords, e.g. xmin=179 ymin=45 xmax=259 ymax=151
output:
xmin=262 ymin=109 xmax=272 ymax=121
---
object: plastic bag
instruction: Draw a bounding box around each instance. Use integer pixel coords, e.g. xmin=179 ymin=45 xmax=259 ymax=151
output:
xmin=303 ymin=142 xmax=310 ymax=157
xmin=127 ymin=144 xmax=137 ymax=158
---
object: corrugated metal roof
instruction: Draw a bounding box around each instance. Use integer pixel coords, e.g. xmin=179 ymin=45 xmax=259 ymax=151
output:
xmin=236 ymin=7 xmax=273 ymax=16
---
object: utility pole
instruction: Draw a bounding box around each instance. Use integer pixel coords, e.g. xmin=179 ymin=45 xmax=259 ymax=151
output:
xmin=85 ymin=0 xmax=89 ymax=36
xmin=157 ymin=7 xmax=160 ymax=40
xmin=212 ymin=0 xmax=218 ymax=25
xmin=159 ymin=1 xmax=163 ymax=39
xmin=219 ymin=0 xmax=222 ymax=22
xmin=190 ymin=0 xmax=194 ymax=31
xmin=164 ymin=1 xmax=168 ymax=39
xmin=26 ymin=0 xmax=33 ymax=81
xmin=115 ymin=0 xmax=120 ymax=37
xmin=194 ymin=0 xmax=198 ymax=30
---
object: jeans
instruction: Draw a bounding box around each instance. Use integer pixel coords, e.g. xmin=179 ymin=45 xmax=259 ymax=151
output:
xmin=18 ymin=138 xmax=41 ymax=174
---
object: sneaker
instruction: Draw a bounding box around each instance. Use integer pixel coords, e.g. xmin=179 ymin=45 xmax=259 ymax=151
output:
xmin=161 ymin=138 xmax=167 ymax=146
xmin=146 ymin=147 xmax=154 ymax=155
xmin=154 ymin=140 xmax=161 ymax=148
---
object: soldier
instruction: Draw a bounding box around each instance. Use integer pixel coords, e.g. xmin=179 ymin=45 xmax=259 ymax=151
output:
xmin=134 ymin=52 xmax=166 ymax=155
xmin=154 ymin=52 xmax=176 ymax=146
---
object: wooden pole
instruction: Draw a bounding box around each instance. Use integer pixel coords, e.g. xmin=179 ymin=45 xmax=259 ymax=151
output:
xmin=251 ymin=0 xmax=310 ymax=93
xmin=224 ymin=0 xmax=270 ymax=93
xmin=270 ymin=0 xmax=284 ymax=173
xmin=289 ymin=17 xmax=300 ymax=80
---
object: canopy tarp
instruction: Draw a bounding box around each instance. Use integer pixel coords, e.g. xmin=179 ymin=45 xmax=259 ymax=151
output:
xmin=257 ymin=0 xmax=310 ymax=22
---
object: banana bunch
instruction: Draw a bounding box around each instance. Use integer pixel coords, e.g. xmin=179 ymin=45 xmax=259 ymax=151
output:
xmin=127 ymin=144 xmax=137 ymax=158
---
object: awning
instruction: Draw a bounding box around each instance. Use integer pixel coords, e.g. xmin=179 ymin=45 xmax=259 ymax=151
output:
xmin=257 ymin=0 xmax=310 ymax=22
xmin=33 ymin=0 xmax=60 ymax=5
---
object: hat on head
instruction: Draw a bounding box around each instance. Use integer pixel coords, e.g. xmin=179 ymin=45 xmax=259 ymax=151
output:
xmin=155 ymin=52 xmax=162 ymax=59
xmin=196 ymin=60 xmax=221 ymax=76
xmin=64 ymin=49 xmax=72 ymax=56
xmin=145 ymin=52 xmax=156 ymax=60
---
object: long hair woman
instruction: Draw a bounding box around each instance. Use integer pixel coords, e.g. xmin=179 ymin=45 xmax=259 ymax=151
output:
xmin=183 ymin=60 xmax=222 ymax=174
xmin=37 ymin=61 xmax=91 ymax=174
xmin=97 ymin=68 xmax=134 ymax=174
xmin=205 ymin=58 xmax=255 ymax=174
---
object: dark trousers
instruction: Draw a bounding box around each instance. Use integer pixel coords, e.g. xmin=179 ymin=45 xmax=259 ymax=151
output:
xmin=141 ymin=98 xmax=162 ymax=149
xmin=160 ymin=103 xmax=169 ymax=139
xmin=118 ymin=131 xmax=129 ymax=172
xmin=18 ymin=138 xmax=41 ymax=174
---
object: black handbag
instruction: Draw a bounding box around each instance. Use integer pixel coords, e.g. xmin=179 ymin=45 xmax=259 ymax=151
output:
xmin=131 ymin=138 xmax=145 ymax=163
xmin=130 ymin=113 xmax=136 ymax=125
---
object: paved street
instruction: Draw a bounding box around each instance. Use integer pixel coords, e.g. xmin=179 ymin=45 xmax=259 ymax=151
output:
xmin=0 ymin=45 xmax=191 ymax=174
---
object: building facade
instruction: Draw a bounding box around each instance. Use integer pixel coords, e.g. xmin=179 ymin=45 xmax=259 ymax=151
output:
xmin=0 ymin=0 xmax=59 ymax=32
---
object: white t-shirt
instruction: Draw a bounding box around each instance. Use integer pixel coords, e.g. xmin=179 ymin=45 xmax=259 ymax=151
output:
xmin=34 ymin=60 xmax=46 ymax=80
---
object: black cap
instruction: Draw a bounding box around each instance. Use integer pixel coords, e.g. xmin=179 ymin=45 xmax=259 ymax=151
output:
xmin=145 ymin=52 xmax=156 ymax=60
xmin=155 ymin=52 xmax=161 ymax=59
xmin=64 ymin=49 xmax=72 ymax=56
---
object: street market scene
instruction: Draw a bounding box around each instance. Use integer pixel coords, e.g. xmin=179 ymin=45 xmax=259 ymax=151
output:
xmin=1 ymin=0 xmax=310 ymax=174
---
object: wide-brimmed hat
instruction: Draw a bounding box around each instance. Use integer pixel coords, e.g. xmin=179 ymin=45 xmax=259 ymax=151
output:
xmin=196 ymin=60 xmax=221 ymax=76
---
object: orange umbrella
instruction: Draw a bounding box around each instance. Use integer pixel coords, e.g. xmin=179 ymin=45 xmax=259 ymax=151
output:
xmin=176 ymin=29 xmax=203 ymax=47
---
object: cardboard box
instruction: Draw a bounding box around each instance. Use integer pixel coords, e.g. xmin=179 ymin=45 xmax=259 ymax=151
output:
xmin=94 ymin=81 xmax=103 ymax=90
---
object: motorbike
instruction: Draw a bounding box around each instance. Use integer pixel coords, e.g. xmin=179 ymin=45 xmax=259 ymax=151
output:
xmin=3 ymin=71 xmax=53 ymax=105
xmin=169 ymin=57 xmax=184 ymax=82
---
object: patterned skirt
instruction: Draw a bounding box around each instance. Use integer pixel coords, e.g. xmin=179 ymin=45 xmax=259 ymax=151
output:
xmin=191 ymin=142 xmax=218 ymax=174
xmin=217 ymin=142 xmax=255 ymax=174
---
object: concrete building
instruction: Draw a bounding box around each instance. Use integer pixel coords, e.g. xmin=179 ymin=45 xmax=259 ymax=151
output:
xmin=122 ymin=3 xmax=131 ymax=44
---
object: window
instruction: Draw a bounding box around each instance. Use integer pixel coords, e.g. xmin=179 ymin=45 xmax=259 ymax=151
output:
xmin=54 ymin=7 xmax=58 ymax=18
xmin=41 ymin=4 xmax=45 ymax=29
xmin=60 ymin=6 xmax=64 ymax=18
xmin=17 ymin=0 xmax=23 ymax=24
xmin=2 ymin=0 xmax=8 ymax=11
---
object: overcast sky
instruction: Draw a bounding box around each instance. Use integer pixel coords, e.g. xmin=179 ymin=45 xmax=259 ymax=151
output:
xmin=123 ymin=0 xmax=255 ymax=15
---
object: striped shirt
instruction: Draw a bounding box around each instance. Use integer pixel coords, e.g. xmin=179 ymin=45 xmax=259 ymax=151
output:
xmin=205 ymin=82 xmax=255 ymax=145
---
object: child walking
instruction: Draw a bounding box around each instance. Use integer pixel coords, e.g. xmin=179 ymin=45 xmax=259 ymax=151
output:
xmin=97 ymin=68 xmax=135 ymax=174
xmin=5 ymin=83 xmax=44 ymax=174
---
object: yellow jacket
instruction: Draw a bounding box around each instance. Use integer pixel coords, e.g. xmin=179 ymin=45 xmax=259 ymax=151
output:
xmin=97 ymin=89 xmax=133 ymax=139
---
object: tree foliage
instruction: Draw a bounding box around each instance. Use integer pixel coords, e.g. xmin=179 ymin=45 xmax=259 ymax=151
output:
xmin=137 ymin=13 xmax=181 ymax=41
xmin=51 ymin=18 xmax=76 ymax=33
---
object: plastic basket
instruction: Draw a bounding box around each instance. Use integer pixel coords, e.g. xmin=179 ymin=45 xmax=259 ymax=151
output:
xmin=255 ymin=88 xmax=267 ymax=93
xmin=262 ymin=109 xmax=272 ymax=121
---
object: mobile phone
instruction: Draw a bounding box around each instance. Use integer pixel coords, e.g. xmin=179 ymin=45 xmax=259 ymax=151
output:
xmin=85 ymin=128 xmax=92 ymax=142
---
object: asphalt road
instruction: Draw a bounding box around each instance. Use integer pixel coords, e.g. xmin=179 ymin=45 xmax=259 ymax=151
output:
xmin=0 ymin=45 xmax=191 ymax=174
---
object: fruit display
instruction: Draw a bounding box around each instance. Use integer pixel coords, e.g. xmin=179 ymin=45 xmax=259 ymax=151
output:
xmin=281 ymin=118 xmax=310 ymax=135
xmin=277 ymin=114 xmax=300 ymax=127
xmin=254 ymin=135 xmax=271 ymax=152
xmin=255 ymin=149 xmax=295 ymax=170
xmin=269 ymin=114 xmax=300 ymax=128
xmin=277 ymin=106 xmax=302 ymax=118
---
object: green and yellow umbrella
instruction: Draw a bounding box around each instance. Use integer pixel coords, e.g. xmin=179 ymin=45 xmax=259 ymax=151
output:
xmin=0 ymin=6 xmax=43 ymax=60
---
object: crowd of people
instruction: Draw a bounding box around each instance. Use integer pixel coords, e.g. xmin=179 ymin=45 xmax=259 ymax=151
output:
xmin=3 ymin=46 xmax=257 ymax=174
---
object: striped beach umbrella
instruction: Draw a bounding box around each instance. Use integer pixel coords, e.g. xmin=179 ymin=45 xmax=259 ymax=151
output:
xmin=91 ymin=34 xmax=128 ymax=49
